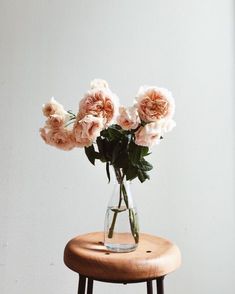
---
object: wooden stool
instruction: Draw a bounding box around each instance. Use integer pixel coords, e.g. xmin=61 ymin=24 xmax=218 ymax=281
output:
xmin=64 ymin=232 xmax=181 ymax=294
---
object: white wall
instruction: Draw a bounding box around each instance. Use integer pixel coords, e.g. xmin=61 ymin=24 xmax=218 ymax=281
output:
xmin=0 ymin=0 xmax=234 ymax=293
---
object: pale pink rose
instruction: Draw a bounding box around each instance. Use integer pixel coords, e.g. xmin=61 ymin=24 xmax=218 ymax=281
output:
xmin=42 ymin=97 xmax=68 ymax=118
xmin=77 ymin=88 xmax=119 ymax=126
xmin=136 ymin=86 xmax=175 ymax=122
xmin=135 ymin=122 xmax=162 ymax=148
xmin=40 ymin=128 xmax=75 ymax=151
xmin=117 ymin=106 xmax=140 ymax=130
xmin=46 ymin=114 xmax=67 ymax=129
xmin=90 ymin=79 xmax=109 ymax=89
xmin=73 ymin=122 xmax=91 ymax=147
xmin=73 ymin=115 xmax=104 ymax=147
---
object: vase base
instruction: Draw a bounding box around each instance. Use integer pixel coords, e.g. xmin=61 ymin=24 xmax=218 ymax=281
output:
xmin=104 ymin=242 xmax=138 ymax=253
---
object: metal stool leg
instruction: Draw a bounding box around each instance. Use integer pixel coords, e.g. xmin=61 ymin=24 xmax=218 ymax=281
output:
xmin=156 ymin=276 xmax=165 ymax=294
xmin=87 ymin=278 xmax=93 ymax=294
xmin=147 ymin=280 xmax=153 ymax=294
xmin=78 ymin=275 xmax=86 ymax=294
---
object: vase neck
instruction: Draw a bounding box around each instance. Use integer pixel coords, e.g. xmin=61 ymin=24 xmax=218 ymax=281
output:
xmin=109 ymin=170 xmax=133 ymax=209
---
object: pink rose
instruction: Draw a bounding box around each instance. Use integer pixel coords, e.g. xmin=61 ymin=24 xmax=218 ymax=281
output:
xmin=77 ymin=88 xmax=119 ymax=126
xmin=40 ymin=128 xmax=75 ymax=151
xmin=73 ymin=115 xmax=104 ymax=147
xmin=136 ymin=86 xmax=175 ymax=122
xmin=117 ymin=106 xmax=140 ymax=130
xmin=42 ymin=97 xmax=68 ymax=118
xmin=135 ymin=122 xmax=162 ymax=148
xmin=46 ymin=114 xmax=67 ymax=129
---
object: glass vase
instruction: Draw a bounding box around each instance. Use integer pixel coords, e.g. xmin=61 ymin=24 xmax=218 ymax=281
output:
xmin=104 ymin=168 xmax=139 ymax=252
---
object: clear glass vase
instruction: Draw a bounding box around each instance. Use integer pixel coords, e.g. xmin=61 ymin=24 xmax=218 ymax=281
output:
xmin=104 ymin=168 xmax=139 ymax=252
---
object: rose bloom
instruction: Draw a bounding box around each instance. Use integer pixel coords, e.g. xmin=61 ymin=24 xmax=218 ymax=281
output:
xmin=136 ymin=86 xmax=175 ymax=122
xmin=73 ymin=115 xmax=104 ymax=147
xmin=117 ymin=106 xmax=140 ymax=130
xmin=77 ymin=88 xmax=119 ymax=126
xmin=135 ymin=122 xmax=162 ymax=148
xmin=90 ymin=79 xmax=109 ymax=89
xmin=42 ymin=97 xmax=68 ymax=118
xmin=46 ymin=114 xmax=67 ymax=129
xmin=40 ymin=128 xmax=75 ymax=151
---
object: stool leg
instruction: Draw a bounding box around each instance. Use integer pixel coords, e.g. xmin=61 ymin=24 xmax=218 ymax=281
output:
xmin=147 ymin=280 xmax=153 ymax=294
xmin=87 ymin=278 xmax=93 ymax=294
xmin=156 ymin=276 xmax=164 ymax=294
xmin=78 ymin=275 xmax=86 ymax=294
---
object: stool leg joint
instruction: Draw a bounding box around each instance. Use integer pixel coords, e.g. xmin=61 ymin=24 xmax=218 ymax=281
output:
xmin=156 ymin=276 xmax=165 ymax=294
xmin=87 ymin=278 xmax=93 ymax=294
xmin=78 ymin=275 xmax=86 ymax=294
xmin=77 ymin=275 xmax=165 ymax=294
xmin=147 ymin=280 xmax=153 ymax=294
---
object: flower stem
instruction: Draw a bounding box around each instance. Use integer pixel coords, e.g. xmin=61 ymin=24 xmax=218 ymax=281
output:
xmin=121 ymin=183 xmax=139 ymax=244
xmin=108 ymin=174 xmax=123 ymax=238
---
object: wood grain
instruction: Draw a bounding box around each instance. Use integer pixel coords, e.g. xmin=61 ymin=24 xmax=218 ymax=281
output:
xmin=64 ymin=232 xmax=181 ymax=282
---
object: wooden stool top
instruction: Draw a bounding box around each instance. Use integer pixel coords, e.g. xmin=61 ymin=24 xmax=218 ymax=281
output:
xmin=64 ymin=232 xmax=181 ymax=282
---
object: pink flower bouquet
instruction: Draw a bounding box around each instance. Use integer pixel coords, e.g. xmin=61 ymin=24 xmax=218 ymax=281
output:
xmin=40 ymin=79 xmax=175 ymax=183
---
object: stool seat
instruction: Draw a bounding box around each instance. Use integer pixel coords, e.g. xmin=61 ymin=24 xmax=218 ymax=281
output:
xmin=64 ymin=232 xmax=181 ymax=283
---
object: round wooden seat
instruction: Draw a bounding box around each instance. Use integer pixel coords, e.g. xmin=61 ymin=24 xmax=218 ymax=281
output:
xmin=64 ymin=232 xmax=181 ymax=283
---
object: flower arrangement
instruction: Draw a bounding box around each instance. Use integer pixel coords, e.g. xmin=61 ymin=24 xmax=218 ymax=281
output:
xmin=40 ymin=79 xmax=175 ymax=251
xmin=40 ymin=79 xmax=175 ymax=183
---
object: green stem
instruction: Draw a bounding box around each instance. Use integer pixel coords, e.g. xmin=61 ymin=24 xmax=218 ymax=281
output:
xmin=108 ymin=171 xmax=123 ymax=238
xmin=65 ymin=118 xmax=76 ymax=127
xmin=122 ymin=181 xmax=139 ymax=244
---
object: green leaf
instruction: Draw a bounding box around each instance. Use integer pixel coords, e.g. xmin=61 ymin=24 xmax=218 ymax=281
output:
xmin=138 ymin=158 xmax=153 ymax=171
xmin=110 ymin=124 xmax=122 ymax=131
xmin=107 ymin=127 xmax=122 ymax=140
xmin=113 ymin=152 xmax=129 ymax=169
xmin=94 ymin=152 xmax=102 ymax=160
xmin=137 ymin=170 xmax=150 ymax=183
xmin=100 ymin=125 xmax=123 ymax=141
xmin=100 ymin=128 xmax=109 ymax=138
xmin=140 ymin=146 xmax=149 ymax=157
xmin=111 ymin=142 xmax=121 ymax=164
xmin=97 ymin=137 xmax=104 ymax=155
xmin=96 ymin=137 xmax=108 ymax=162
xmin=129 ymin=142 xmax=149 ymax=166
xmin=129 ymin=142 xmax=142 ymax=165
xmin=126 ymin=165 xmax=138 ymax=181
xmin=104 ymin=140 xmax=115 ymax=161
xmin=84 ymin=145 xmax=96 ymax=165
